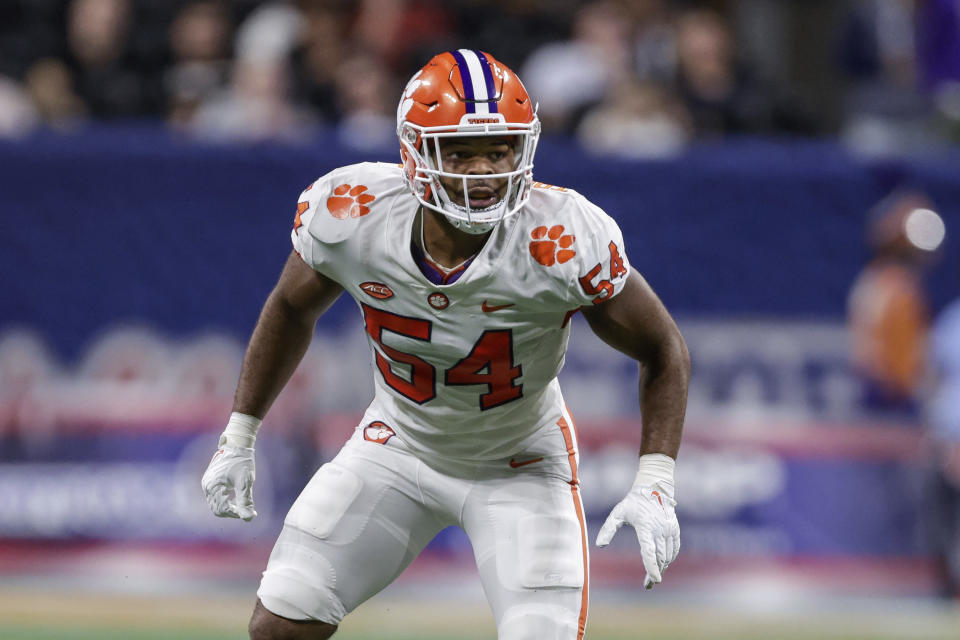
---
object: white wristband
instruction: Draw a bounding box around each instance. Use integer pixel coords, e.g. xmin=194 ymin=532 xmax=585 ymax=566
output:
xmin=633 ymin=453 xmax=676 ymax=497
xmin=219 ymin=412 xmax=262 ymax=448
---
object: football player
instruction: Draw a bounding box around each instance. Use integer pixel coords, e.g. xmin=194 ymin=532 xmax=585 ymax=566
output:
xmin=202 ymin=49 xmax=689 ymax=640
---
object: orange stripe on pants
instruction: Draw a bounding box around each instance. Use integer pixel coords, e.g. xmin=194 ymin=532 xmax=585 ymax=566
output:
xmin=558 ymin=413 xmax=589 ymax=640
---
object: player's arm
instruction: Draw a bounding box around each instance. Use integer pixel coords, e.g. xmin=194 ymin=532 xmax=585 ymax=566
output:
xmin=581 ymin=270 xmax=689 ymax=458
xmin=582 ymin=270 xmax=690 ymax=589
xmin=233 ymin=250 xmax=344 ymax=418
xmin=201 ymin=250 xmax=342 ymax=521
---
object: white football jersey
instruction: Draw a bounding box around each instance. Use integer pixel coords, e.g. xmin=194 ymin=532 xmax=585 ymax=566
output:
xmin=292 ymin=162 xmax=630 ymax=462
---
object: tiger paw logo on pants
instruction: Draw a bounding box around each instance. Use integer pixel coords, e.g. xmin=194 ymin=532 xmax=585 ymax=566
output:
xmin=529 ymin=225 xmax=576 ymax=266
xmin=327 ymin=184 xmax=376 ymax=218
xmin=364 ymin=421 xmax=396 ymax=444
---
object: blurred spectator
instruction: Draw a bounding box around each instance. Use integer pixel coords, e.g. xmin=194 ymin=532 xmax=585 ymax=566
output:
xmin=164 ymin=1 xmax=233 ymax=129
xmin=673 ymin=7 xmax=816 ymax=138
xmin=837 ymin=0 xmax=938 ymax=154
xmin=626 ymin=0 xmax=677 ymax=83
xmin=576 ymin=80 xmax=690 ymax=158
xmin=290 ymin=2 xmax=349 ymax=123
xmin=23 ymin=58 xmax=86 ymax=130
xmin=839 ymin=0 xmax=916 ymax=87
xmin=915 ymin=0 xmax=960 ymax=141
xmin=0 ymin=74 xmax=39 ymax=137
xmin=520 ymin=1 xmax=634 ymax=133
xmin=0 ymin=0 xmax=63 ymax=79
xmin=0 ymin=0 xmax=951 ymax=149
xmin=353 ymin=0 xmax=455 ymax=75
xmin=188 ymin=1 xmax=315 ymax=142
xmin=926 ymin=290 xmax=960 ymax=599
xmin=847 ymin=190 xmax=944 ymax=416
xmin=333 ymin=53 xmax=398 ymax=150
xmin=65 ymin=0 xmax=155 ymax=119
xmin=732 ymin=0 xmax=790 ymax=90
xmin=234 ymin=1 xmax=304 ymax=64
xmin=451 ymin=0 xmax=571 ymax=73
xmin=189 ymin=57 xmax=317 ymax=142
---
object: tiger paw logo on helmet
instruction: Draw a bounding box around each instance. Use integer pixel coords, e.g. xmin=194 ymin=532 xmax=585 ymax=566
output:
xmin=327 ymin=184 xmax=376 ymax=219
xmin=529 ymin=225 xmax=576 ymax=266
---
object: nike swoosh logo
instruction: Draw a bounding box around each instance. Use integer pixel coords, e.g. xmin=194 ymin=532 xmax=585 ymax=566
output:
xmin=509 ymin=456 xmax=544 ymax=469
xmin=482 ymin=301 xmax=515 ymax=312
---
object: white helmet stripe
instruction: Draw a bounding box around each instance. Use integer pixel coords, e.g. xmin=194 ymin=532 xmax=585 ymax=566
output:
xmin=457 ymin=48 xmax=491 ymax=114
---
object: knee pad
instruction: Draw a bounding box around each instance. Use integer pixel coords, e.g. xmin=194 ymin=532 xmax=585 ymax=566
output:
xmin=257 ymin=527 xmax=346 ymax=624
xmin=258 ymin=463 xmax=366 ymax=625
xmin=499 ymin=604 xmax=579 ymax=640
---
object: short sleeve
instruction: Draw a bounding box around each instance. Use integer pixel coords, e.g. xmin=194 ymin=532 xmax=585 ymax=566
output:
xmin=290 ymin=167 xmax=367 ymax=280
xmin=291 ymin=179 xmax=323 ymax=268
xmin=565 ymin=199 xmax=631 ymax=307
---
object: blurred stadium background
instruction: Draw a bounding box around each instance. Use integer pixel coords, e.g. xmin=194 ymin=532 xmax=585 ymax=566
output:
xmin=3 ymin=1 xmax=960 ymax=638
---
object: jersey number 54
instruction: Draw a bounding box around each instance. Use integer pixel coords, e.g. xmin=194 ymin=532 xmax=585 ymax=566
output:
xmin=362 ymin=304 xmax=522 ymax=410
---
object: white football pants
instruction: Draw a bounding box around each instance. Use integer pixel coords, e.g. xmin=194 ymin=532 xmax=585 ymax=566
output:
xmin=257 ymin=417 xmax=589 ymax=640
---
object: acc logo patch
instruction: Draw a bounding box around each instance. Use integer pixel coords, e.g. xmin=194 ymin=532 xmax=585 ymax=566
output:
xmin=360 ymin=281 xmax=394 ymax=299
xmin=364 ymin=421 xmax=396 ymax=444
xmin=327 ymin=184 xmax=375 ymax=219
xmin=428 ymin=292 xmax=449 ymax=310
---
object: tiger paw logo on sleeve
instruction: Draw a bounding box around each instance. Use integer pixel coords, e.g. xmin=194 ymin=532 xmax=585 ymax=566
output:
xmin=529 ymin=225 xmax=576 ymax=266
xmin=327 ymin=184 xmax=376 ymax=219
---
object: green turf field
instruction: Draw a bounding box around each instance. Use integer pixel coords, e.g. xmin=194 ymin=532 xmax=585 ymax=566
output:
xmin=5 ymin=622 xmax=960 ymax=640
xmin=3 ymin=586 xmax=959 ymax=639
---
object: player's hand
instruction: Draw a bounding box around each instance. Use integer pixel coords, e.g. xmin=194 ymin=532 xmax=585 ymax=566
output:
xmin=200 ymin=413 xmax=263 ymax=521
xmin=596 ymin=453 xmax=679 ymax=589
xmin=201 ymin=445 xmax=257 ymax=521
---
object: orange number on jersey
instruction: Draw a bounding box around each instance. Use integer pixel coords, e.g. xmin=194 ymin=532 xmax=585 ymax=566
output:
xmin=578 ymin=263 xmax=614 ymax=304
xmin=362 ymin=304 xmax=435 ymax=404
xmin=609 ymin=241 xmax=627 ymax=279
xmin=445 ymin=330 xmax=523 ymax=410
xmin=361 ymin=306 xmax=523 ymax=410
xmin=294 ymin=201 xmax=309 ymax=233
xmin=580 ymin=242 xmax=627 ymax=303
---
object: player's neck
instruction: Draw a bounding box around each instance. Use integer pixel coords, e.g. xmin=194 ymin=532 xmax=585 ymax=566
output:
xmin=419 ymin=208 xmax=491 ymax=271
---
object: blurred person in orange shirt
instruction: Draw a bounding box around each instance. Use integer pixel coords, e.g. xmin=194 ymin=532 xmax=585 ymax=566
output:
xmin=847 ymin=189 xmax=944 ymax=416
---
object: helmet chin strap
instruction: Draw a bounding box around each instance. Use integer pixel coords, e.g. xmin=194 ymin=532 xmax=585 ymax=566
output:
xmin=447 ymin=217 xmax=497 ymax=235
xmin=443 ymin=202 xmax=502 ymax=234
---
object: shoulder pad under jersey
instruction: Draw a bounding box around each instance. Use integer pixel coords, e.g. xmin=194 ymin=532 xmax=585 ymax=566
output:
xmin=291 ymin=162 xmax=403 ymax=271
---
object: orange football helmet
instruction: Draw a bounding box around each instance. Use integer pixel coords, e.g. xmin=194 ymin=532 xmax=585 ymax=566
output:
xmin=397 ymin=50 xmax=540 ymax=233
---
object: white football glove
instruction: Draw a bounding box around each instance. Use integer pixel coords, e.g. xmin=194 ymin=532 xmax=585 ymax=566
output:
xmin=200 ymin=413 xmax=261 ymax=522
xmin=596 ymin=453 xmax=680 ymax=589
